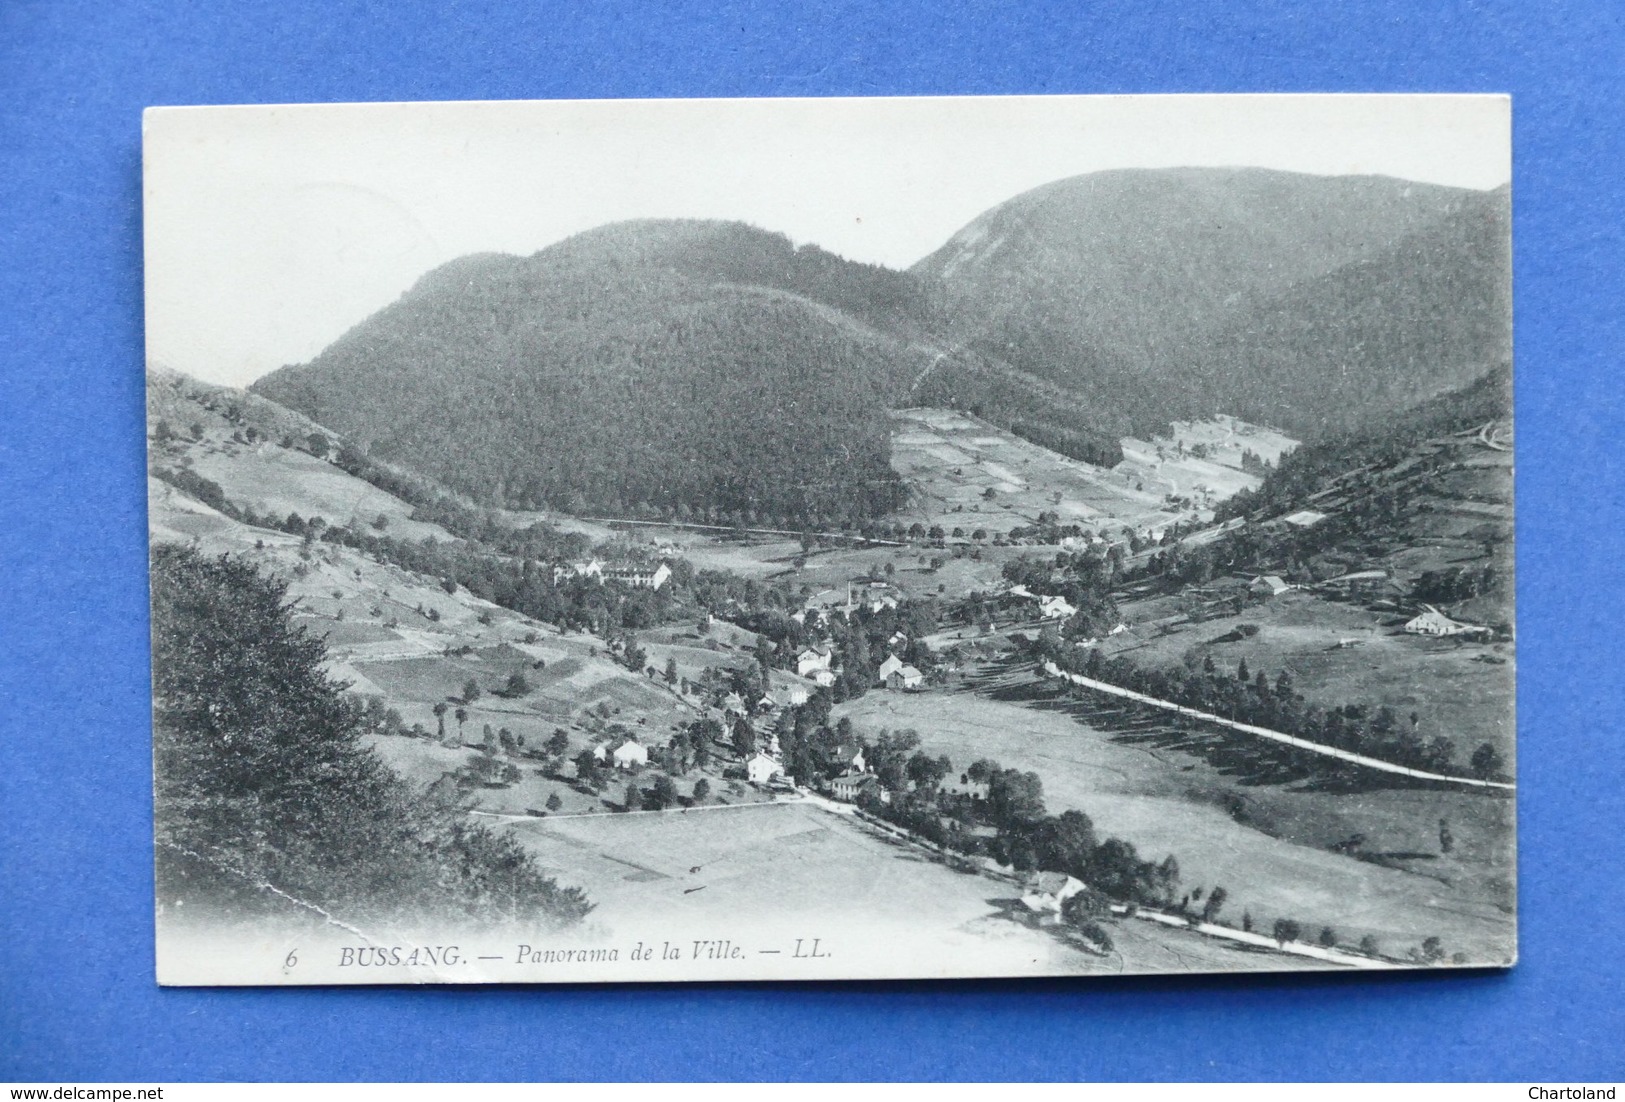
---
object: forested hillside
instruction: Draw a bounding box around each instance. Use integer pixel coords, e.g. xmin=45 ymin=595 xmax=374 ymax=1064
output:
xmin=914 ymin=168 xmax=1511 ymax=441
xmin=254 ymin=221 xmax=931 ymax=528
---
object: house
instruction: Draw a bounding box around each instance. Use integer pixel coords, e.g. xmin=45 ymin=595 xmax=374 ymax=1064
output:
xmin=1281 ymin=509 xmax=1328 ymax=528
xmin=611 ymin=739 xmax=648 ymax=770
xmin=820 ymin=742 xmax=866 ymax=775
xmin=876 ymin=654 xmax=905 ymax=685
xmin=745 ymin=752 xmax=782 ymax=786
xmin=808 ymin=668 xmax=837 ymax=688
xmin=795 ymin=646 xmax=834 ymax=678
xmin=1038 ymin=594 xmax=1077 ymax=620
xmin=830 ymin=771 xmax=880 ymax=802
xmin=604 ymin=562 xmax=672 ymax=590
xmin=1404 ymin=605 xmax=1491 ymax=638
xmin=1250 ymin=575 xmax=1292 ymax=598
xmin=886 ymin=664 xmax=924 ymax=691
xmin=721 ymin=692 xmax=747 ymax=716
xmin=1019 ymin=872 xmax=1088 ymax=918
xmin=887 ymin=631 xmax=909 ymax=650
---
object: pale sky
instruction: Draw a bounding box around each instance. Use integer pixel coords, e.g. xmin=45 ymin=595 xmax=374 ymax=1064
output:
xmin=143 ymin=94 xmax=1510 ymax=388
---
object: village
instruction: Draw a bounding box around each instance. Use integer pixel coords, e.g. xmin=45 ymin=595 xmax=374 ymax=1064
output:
xmin=146 ymin=367 xmax=1515 ymax=971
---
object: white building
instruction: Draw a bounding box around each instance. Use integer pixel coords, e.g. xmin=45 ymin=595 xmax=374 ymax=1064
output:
xmin=1019 ymin=872 xmax=1088 ymax=918
xmin=876 ymin=654 xmax=904 ymax=685
xmin=795 ymin=646 xmax=834 ymax=678
xmin=1404 ymin=605 xmax=1490 ymax=638
xmin=1038 ymin=594 xmax=1077 ymax=620
xmin=1249 ymin=575 xmax=1292 ymax=597
xmin=611 ymin=739 xmax=648 ymax=770
xmin=745 ymin=753 xmax=782 ymax=785
xmin=604 ymin=562 xmax=672 ymax=590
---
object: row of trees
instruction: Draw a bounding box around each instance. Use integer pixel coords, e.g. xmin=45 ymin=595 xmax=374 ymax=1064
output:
xmin=1042 ymin=639 xmax=1508 ymax=781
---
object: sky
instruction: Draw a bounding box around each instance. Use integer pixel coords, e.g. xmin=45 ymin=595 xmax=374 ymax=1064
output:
xmin=143 ymin=94 xmax=1511 ymax=388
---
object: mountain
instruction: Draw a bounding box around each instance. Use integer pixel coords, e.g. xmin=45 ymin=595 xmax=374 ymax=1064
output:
xmin=913 ymin=167 xmax=1511 ymax=440
xmin=254 ymin=221 xmax=938 ymax=526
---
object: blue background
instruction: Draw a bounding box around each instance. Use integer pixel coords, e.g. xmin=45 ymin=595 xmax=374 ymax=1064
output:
xmin=2 ymin=0 xmax=1621 ymax=1082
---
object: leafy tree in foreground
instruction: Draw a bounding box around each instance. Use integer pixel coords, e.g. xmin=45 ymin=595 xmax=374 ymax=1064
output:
xmin=150 ymin=545 xmax=590 ymax=929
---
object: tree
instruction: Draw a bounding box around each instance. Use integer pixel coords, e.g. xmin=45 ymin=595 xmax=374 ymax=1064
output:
xmin=573 ymin=748 xmax=601 ymax=788
xmin=1060 ymin=886 xmax=1110 ymax=926
xmin=1438 ymin=817 xmax=1454 ymax=854
xmin=1318 ymin=926 xmax=1338 ymax=948
xmin=545 ymin=792 xmax=563 ymax=813
xmin=306 ymin=432 xmax=330 ymax=458
xmin=905 ymin=751 xmax=951 ymax=794
xmin=149 ymin=544 xmax=591 ymax=929
xmin=454 ymin=706 xmax=468 ymax=741
xmin=1272 ymin=918 xmax=1302 ymax=946
xmin=1359 ymin=934 xmax=1380 ymax=957
xmin=502 ymin=670 xmax=532 ymax=698
xmin=1419 ymin=936 xmax=1446 ymax=963
xmin=988 ymin=769 xmax=1046 ymax=827
xmin=546 ymin=729 xmax=571 ymax=759
xmin=432 ymin=701 xmax=450 ymax=744
xmin=462 ymin=678 xmax=482 ymax=704
xmin=1470 ymin=742 xmax=1505 ymax=780
xmin=1200 ymin=886 xmax=1228 ymax=925
xmin=692 ymin=778 xmax=711 ymax=803
xmin=730 ymin=718 xmax=757 ymax=759
xmin=664 ymin=657 xmax=679 ymax=685
xmin=643 ymin=774 xmax=678 ymax=811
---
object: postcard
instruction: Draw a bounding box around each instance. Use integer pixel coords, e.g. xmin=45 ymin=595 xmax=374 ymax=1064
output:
xmin=143 ymin=94 xmax=1514 ymax=984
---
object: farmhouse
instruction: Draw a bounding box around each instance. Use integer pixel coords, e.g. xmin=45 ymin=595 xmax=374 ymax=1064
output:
xmin=745 ymin=753 xmax=782 ymax=785
xmin=876 ymin=654 xmax=904 ymax=685
xmin=796 ymin=646 xmax=834 ymax=678
xmin=1281 ymin=509 xmax=1328 ymax=528
xmin=886 ymin=665 xmax=924 ymax=691
xmin=1019 ymin=872 xmax=1087 ymax=918
xmin=819 ymin=742 xmax=866 ymax=775
xmin=830 ymin=771 xmax=880 ymax=803
xmin=721 ymin=692 xmax=747 ymax=716
xmin=1037 ymin=594 xmax=1077 ymax=620
xmin=1404 ymin=605 xmax=1492 ymax=638
xmin=808 ymin=668 xmax=837 ymax=688
xmin=611 ymin=739 xmax=648 ymax=770
xmin=1249 ymin=575 xmax=1292 ymax=598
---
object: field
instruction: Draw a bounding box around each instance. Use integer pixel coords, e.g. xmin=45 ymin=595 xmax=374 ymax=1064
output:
xmin=832 ymin=685 xmax=1514 ymax=963
xmin=495 ymin=797 xmax=1327 ymax=977
xmin=886 ymin=407 xmax=1298 ymax=537
xmin=1109 ymin=589 xmax=1516 ymax=763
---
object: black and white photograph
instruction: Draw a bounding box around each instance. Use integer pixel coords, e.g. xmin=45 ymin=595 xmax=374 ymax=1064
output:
xmin=142 ymin=94 xmax=1515 ymax=985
